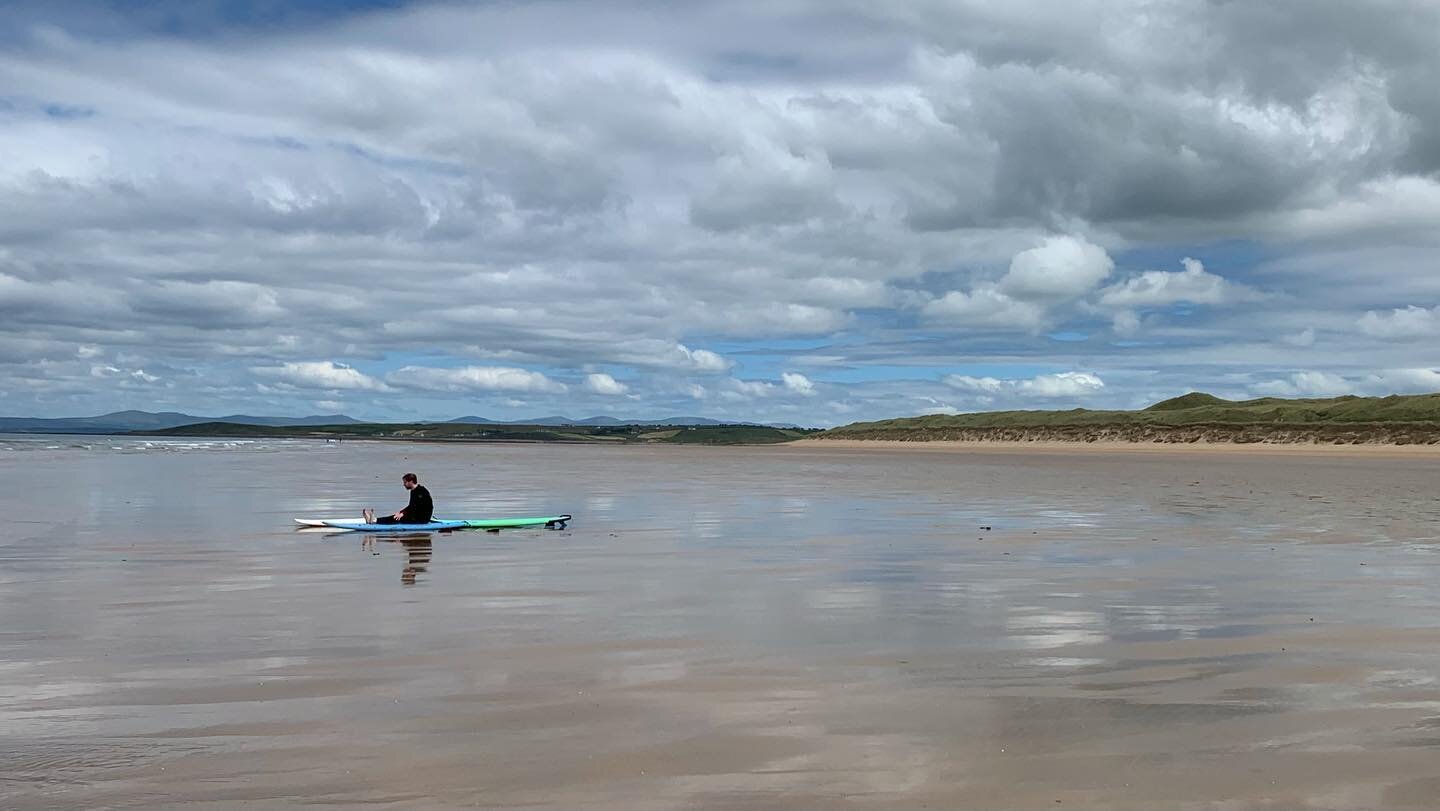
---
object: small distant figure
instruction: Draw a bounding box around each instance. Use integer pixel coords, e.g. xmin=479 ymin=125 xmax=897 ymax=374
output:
xmin=363 ymin=473 xmax=434 ymax=525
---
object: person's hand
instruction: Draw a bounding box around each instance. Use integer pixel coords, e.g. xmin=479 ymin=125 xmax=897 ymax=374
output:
xmin=393 ymin=512 xmax=404 ymax=520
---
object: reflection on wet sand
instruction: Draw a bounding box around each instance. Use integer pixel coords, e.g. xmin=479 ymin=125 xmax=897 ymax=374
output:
xmin=361 ymin=533 xmax=435 ymax=585
xmin=3 ymin=443 xmax=1440 ymax=809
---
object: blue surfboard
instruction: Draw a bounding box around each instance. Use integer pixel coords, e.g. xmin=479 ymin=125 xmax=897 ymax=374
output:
xmin=318 ymin=519 xmax=469 ymax=532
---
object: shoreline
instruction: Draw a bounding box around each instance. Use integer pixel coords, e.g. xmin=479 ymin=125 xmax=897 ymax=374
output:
xmin=20 ymin=431 xmax=1439 ymax=456
xmin=783 ymin=438 xmax=1440 ymax=457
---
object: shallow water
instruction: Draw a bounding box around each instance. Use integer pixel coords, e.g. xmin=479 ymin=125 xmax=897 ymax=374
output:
xmin=3 ymin=439 xmax=1440 ymax=809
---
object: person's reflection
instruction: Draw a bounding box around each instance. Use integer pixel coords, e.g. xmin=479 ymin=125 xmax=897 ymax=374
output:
xmin=360 ymin=532 xmax=434 ymax=585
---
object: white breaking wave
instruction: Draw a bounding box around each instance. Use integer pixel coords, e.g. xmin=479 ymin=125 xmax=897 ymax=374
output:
xmin=0 ymin=434 xmax=329 ymax=454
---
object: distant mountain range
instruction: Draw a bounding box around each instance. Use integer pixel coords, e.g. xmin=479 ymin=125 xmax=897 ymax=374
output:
xmin=0 ymin=410 xmax=363 ymax=434
xmin=444 ymin=414 xmax=730 ymax=426
xmin=0 ymin=410 xmax=776 ymax=433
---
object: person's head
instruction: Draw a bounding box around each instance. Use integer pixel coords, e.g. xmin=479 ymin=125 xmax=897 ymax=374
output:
xmin=402 ymin=472 xmax=418 ymax=490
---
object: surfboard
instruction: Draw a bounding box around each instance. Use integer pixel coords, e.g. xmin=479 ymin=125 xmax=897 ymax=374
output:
xmin=294 ymin=517 xmax=452 ymax=527
xmin=297 ymin=515 xmax=572 ymax=531
xmin=318 ymin=519 xmax=469 ymax=532
xmin=463 ymin=515 xmax=572 ymax=530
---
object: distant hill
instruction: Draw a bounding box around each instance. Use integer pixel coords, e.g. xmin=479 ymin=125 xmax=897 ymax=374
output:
xmin=818 ymin=392 xmax=1440 ymax=445
xmin=139 ymin=421 xmax=822 ymax=445
xmin=447 ymin=414 xmax=729 ymax=426
xmin=1 ymin=409 xmax=788 ymax=434
xmin=1143 ymin=392 xmax=1231 ymax=411
xmin=0 ymin=410 xmax=360 ymax=434
xmin=216 ymin=414 xmax=360 ymax=427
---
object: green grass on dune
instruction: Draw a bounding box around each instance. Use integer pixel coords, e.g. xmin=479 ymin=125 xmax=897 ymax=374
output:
xmin=824 ymin=392 xmax=1440 ymax=435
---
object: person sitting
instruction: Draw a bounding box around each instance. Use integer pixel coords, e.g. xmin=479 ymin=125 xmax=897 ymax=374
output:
xmin=363 ymin=473 xmax=434 ymax=525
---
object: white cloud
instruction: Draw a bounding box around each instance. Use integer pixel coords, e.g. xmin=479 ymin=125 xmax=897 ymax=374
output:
xmin=1096 ymin=258 xmax=1256 ymax=310
xmin=255 ymin=361 xmax=389 ymax=392
xmin=944 ymin=371 xmax=1105 ymax=398
xmin=1111 ymin=310 xmax=1142 ymax=336
xmin=1000 ymin=235 xmax=1114 ymax=301
xmin=923 ymin=236 xmax=1112 ymax=332
xmin=721 ymin=378 xmax=776 ymax=401
xmin=583 ymin=372 xmax=629 ymax=396
xmin=1357 ymin=305 xmax=1440 ymax=339
xmin=942 ymin=375 xmax=1005 ymax=394
xmin=697 ymin=302 xmax=851 ymax=337
xmin=1021 ymin=372 xmax=1106 ymax=397
xmin=670 ymin=344 xmax=732 ymax=373
xmin=922 ymin=286 xmax=1047 ymax=331
xmin=1252 ymin=368 xmax=1440 ymax=397
xmin=1252 ymin=371 xmax=1354 ymax=397
xmin=909 ymin=397 xmax=960 ymax=416
xmin=1369 ymin=368 xmax=1440 ymax=392
xmin=387 ymin=365 xmax=566 ymax=394
xmin=89 ymin=364 xmax=160 ymax=384
xmin=782 ymin=372 xmax=817 ymax=396
xmin=1280 ymin=327 xmax=1316 ymax=347
xmin=716 ymin=373 xmax=826 ymax=401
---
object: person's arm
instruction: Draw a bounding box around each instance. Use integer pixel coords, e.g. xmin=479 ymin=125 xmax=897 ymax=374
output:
xmin=396 ymin=487 xmax=422 ymax=520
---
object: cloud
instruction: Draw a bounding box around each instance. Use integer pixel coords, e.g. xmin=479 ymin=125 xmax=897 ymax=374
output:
xmin=945 ymin=371 xmax=1105 ymax=398
xmin=922 ymin=286 xmax=1047 ymax=331
xmin=387 ymin=365 xmax=567 ymax=394
xmin=670 ymin=344 xmax=732 ymax=373
xmin=999 ymin=236 xmax=1113 ymax=301
xmin=2 ymin=2 xmax=1440 ymax=422
xmin=1111 ymin=310 xmax=1142 ymax=336
xmin=1252 ymin=368 xmax=1440 ymax=397
xmin=255 ymin=361 xmax=389 ymax=391
xmin=720 ymin=378 xmax=777 ymax=401
xmin=1372 ymin=368 xmax=1440 ymax=392
xmin=943 ymin=375 xmax=1005 ymax=394
xmin=1357 ymin=304 xmax=1440 ymax=339
xmin=90 ymin=364 xmax=159 ymax=384
xmin=781 ymin=372 xmax=816 ymax=395
xmin=1021 ymin=371 xmax=1106 ymax=397
xmin=689 ymin=146 xmax=843 ymax=231
xmin=924 ymin=235 xmax=1112 ymax=332
xmin=1280 ymin=327 xmax=1316 ymax=347
xmin=695 ymin=303 xmax=852 ymax=337
xmin=1096 ymin=258 xmax=1257 ymax=310
xmin=1252 ymin=370 xmax=1354 ymax=397
xmin=583 ymin=372 xmax=629 ymax=395
xmin=715 ymin=373 xmax=823 ymax=401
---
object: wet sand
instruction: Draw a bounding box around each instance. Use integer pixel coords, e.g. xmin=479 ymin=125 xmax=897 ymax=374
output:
xmin=3 ymin=438 xmax=1440 ymax=809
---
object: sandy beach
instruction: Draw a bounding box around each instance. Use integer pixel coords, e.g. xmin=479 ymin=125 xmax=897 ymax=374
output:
xmin=3 ymin=438 xmax=1440 ymax=809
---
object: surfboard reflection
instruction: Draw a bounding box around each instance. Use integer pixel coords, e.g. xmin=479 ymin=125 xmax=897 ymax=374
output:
xmin=360 ymin=532 xmax=434 ymax=585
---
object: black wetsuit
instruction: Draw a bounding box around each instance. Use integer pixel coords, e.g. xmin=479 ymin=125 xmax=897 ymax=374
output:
xmin=377 ymin=484 xmax=434 ymax=524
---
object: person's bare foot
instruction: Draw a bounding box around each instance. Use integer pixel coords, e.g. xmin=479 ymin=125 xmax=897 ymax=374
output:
xmin=363 ymin=508 xmax=375 ymax=523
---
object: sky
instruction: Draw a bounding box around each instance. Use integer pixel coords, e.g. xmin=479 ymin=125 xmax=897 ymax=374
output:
xmin=1 ymin=0 xmax=1438 ymax=426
